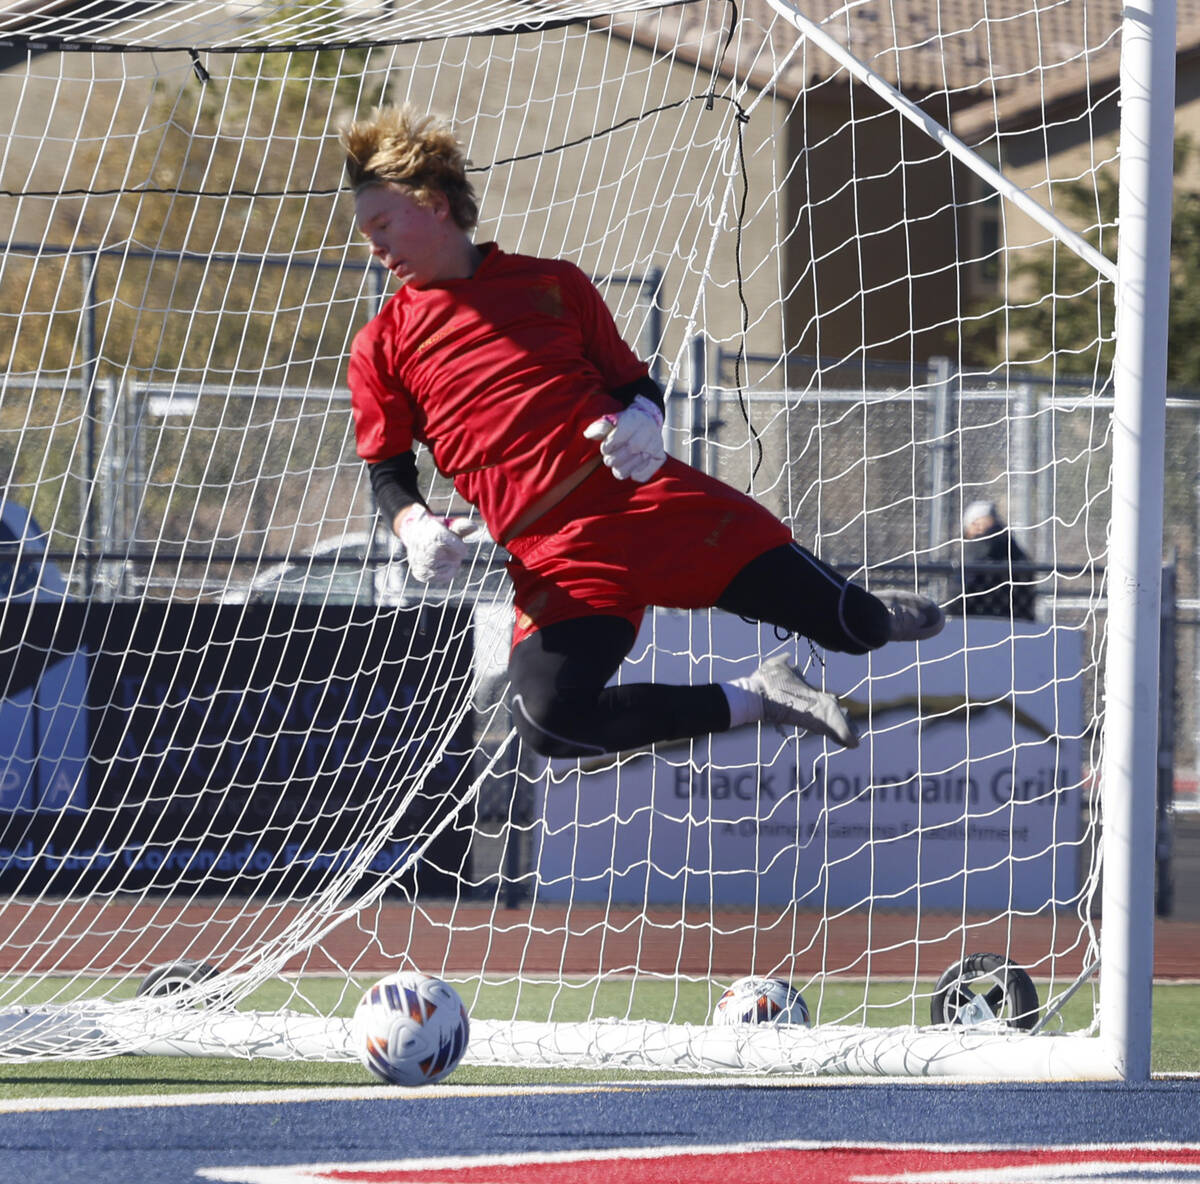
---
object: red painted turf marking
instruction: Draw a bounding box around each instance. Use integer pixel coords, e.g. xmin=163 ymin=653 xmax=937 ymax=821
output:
xmin=296 ymin=1144 xmax=1200 ymax=1183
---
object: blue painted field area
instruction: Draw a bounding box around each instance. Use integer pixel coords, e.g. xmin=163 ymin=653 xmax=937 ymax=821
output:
xmin=3 ymin=1079 xmax=1200 ymax=1184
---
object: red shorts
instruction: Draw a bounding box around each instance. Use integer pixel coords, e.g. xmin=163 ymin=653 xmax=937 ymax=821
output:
xmin=504 ymin=456 xmax=792 ymax=647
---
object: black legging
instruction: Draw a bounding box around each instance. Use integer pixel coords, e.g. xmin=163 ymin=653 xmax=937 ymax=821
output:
xmin=508 ymin=543 xmax=889 ymax=758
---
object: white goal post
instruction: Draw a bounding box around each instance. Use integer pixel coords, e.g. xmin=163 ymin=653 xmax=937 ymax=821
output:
xmin=0 ymin=0 xmax=1176 ymax=1081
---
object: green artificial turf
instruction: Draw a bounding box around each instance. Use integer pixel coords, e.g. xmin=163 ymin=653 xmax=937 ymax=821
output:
xmin=0 ymin=978 xmax=1193 ymax=1099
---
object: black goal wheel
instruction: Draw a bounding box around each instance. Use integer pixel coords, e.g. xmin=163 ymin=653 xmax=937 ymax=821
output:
xmin=931 ymin=952 xmax=1040 ymax=1031
xmin=135 ymin=959 xmax=219 ymax=1002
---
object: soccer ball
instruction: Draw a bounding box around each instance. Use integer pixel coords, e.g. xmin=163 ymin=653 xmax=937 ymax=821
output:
xmin=352 ymin=970 xmax=470 ymax=1086
xmin=711 ymin=975 xmax=811 ymax=1027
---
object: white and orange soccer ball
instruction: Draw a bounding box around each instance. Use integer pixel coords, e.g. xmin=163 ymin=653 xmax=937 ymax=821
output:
xmin=352 ymin=970 xmax=470 ymax=1085
xmin=711 ymin=975 xmax=811 ymax=1027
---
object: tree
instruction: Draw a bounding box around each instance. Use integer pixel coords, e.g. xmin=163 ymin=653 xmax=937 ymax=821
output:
xmin=962 ymin=137 xmax=1199 ymax=385
xmin=2 ymin=1 xmax=387 ymax=566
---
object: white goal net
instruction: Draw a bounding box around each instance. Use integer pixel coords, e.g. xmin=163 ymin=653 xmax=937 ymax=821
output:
xmin=0 ymin=0 xmax=1173 ymax=1078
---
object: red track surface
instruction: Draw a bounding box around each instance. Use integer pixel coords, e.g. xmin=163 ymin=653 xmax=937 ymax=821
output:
xmin=2 ymin=900 xmax=1196 ymax=979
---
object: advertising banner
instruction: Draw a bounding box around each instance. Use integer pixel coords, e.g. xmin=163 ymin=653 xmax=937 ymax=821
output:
xmin=0 ymin=602 xmax=474 ymax=897
xmin=534 ymin=610 xmax=1084 ymax=910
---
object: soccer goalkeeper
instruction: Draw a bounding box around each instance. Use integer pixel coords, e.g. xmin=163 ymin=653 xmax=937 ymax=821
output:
xmin=341 ymin=106 xmax=944 ymax=759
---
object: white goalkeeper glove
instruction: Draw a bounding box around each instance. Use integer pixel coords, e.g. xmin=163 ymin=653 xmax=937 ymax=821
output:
xmin=397 ymin=506 xmax=475 ymax=583
xmin=583 ymin=394 xmax=666 ymax=483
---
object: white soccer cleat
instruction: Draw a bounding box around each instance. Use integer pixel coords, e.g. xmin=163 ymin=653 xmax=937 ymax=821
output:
xmin=876 ymin=590 xmax=945 ymax=642
xmin=744 ymin=656 xmax=859 ymax=749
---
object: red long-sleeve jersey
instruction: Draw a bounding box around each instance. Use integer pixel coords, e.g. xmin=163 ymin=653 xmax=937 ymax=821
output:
xmin=348 ymin=244 xmax=650 ymax=542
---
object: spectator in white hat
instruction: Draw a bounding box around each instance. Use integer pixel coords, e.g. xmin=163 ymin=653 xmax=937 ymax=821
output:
xmin=958 ymin=501 xmax=1037 ymax=621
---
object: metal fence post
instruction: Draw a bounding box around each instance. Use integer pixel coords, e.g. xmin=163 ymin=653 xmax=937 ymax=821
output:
xmin=97 ymin=376 xmax=122 ymax=599
xmin=645 ymin=266 xmax=664 ymax=386
xmin=690 ymin=333 xmax=707 ymax=474
xmin=79 ymin=250 xmax=99 ymax=597
xmin=1012 ymin=379 xmax=1035 ymax=538
xmin=926 ymin=355 xmax=956 ymax=554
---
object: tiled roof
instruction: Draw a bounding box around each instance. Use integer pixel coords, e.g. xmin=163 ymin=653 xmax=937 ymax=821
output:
xmin=4 ymin=0 xmax=1194 ymax=135
xmin=605 ymin=0 xmax=1200 ymax=136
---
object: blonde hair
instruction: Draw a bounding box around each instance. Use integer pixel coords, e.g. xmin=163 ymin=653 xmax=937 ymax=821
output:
xmin=340 ymin=105 xmax=479 ymax=231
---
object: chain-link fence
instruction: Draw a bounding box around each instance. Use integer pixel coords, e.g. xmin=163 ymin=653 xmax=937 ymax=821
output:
xmin=0 ymin=243 xmax=660 ymax=604
xmin=5 ymin=265 xmax=1196 ymax=805
xmin=701 ymin=347 xmax=1198 ymax=810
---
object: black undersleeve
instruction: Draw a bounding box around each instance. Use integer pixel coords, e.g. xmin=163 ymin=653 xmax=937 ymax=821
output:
xmin=368 ymin=452 xmax=425 ymax=523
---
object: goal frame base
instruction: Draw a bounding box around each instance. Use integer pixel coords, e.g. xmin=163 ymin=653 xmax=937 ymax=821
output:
xmin=1 ymin=1005 xmax=1122 ymax=1080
